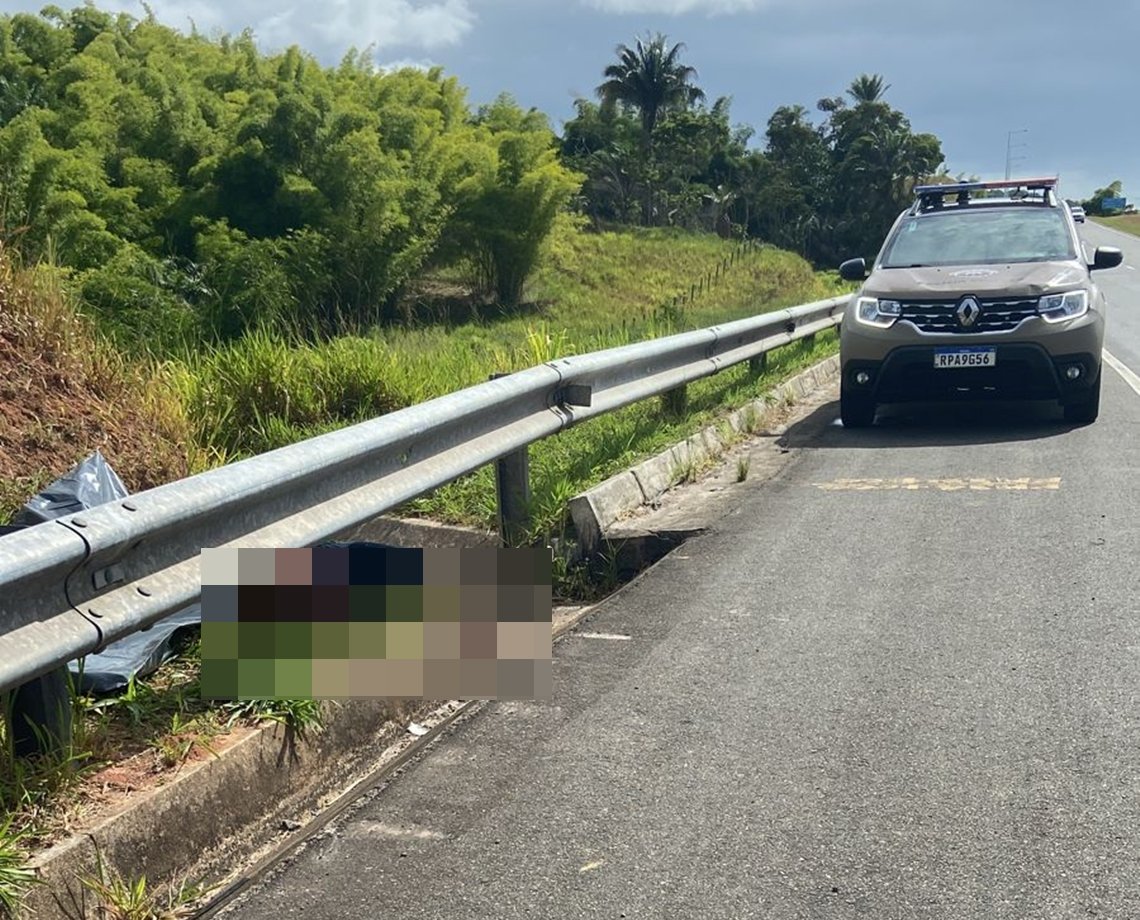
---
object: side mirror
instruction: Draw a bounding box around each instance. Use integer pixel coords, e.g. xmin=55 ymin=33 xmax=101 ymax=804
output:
xmin=1090 ymin=246 xmax=1123 ymax=271
xmin=839 ymin=258 xmax=867 ymax=281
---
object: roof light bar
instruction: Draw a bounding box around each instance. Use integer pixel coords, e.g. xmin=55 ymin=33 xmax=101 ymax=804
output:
xmin=913 ymin=176 xmax=1058 ymax=196
xmin=909 ymin=176 xmax=1061 ymax=214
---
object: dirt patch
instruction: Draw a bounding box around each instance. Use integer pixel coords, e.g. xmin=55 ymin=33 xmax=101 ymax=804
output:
xmin=0 ymin=260 xmax=193 ymax=520
xmin=64 ymin=723 xmax=256 ymax=832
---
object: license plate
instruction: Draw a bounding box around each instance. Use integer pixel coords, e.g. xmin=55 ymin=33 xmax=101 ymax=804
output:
xmin=934 ymin=348 xmax=996 ymax=369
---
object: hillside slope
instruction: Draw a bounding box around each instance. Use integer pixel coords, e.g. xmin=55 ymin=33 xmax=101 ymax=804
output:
xmin=0 ymin=254 xmax=192 ymax=521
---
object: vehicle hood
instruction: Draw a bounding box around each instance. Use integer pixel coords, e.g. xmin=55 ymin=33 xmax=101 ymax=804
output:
xmin=864 ymin=261 xmax=1086 ymax=300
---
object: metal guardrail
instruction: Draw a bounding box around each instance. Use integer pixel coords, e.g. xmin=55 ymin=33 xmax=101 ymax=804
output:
xmin=0 ymin=295 xmax=849 ymax=695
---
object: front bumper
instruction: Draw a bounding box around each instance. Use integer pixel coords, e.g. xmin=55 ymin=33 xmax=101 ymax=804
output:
xmin=842 ymin=343 xmax=1100 ymax=404
xmin=840 ymin=307 xmax=1104 ymax=405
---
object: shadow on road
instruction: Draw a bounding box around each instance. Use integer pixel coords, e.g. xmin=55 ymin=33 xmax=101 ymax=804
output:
xmin=779 ymin=398 xmax=1083 ymax=450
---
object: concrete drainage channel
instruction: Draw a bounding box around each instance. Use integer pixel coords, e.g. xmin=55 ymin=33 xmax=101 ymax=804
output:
xmin=20 ymin=354 xmax=840 ymax=920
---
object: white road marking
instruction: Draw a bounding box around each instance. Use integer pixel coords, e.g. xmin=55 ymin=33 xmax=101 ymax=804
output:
xmin=1103 ymin=349 xmax=1140 ymax=399
xmin=1126 ymin=265 xmax=1136 ymax=271
xmin=576 ymin=632 xmax=632 ymax=641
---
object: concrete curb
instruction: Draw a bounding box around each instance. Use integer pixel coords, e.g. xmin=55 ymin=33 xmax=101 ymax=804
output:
xmin=569 ymin=354 xmax=840 ymax=554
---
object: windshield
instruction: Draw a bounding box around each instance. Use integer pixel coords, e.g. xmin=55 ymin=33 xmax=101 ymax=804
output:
xmin=881 ymin=207 xmax=1076 ymax=268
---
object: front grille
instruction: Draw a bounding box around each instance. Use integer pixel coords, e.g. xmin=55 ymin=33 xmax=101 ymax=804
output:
xmin=898 ymin=297 xmax=1040 ymax=334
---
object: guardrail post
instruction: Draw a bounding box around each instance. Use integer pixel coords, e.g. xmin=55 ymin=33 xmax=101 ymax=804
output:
xmin=490 ymin=373 xmax=532 ymax=547
xmin=495 ymin=447 xmax=531 ymax=548
xmin=662 ymin=385 xmax=687 ymax=417
xmin=9 ymin=667 xmax=73 ymax=759
xmin=748 ymin=353 xmax=767 ymax=376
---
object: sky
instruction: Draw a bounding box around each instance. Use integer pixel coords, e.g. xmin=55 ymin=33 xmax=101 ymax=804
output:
xmin=1 ymin=0 xmax=1136 ymax=202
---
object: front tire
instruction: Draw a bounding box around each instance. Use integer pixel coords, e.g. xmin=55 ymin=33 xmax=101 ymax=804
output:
xmin=840 ymin=382 xmax=876 ymax=428
xmin=1063 ymin=372 xmax=1101 ymax=425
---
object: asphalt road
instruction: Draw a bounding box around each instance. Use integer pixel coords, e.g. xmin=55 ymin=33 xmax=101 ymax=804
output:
xmin=214 ymin=232 xmax=1140 ymax=920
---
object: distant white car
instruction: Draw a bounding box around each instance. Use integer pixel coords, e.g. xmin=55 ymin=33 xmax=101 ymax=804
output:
xmin=1070 ymin=204 xmax=1087 ymax=223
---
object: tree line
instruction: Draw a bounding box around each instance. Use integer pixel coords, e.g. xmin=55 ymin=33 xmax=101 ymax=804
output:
xmin=1080 ymin=180 xmax=1130 ymax=216
xmin=0 ymin=10 xmax=949 ymax=350
xmin=563 ymin=36 xmax=944 ymax=266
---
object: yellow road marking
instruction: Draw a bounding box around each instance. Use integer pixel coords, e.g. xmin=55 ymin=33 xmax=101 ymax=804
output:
xmin=813 ymin=477 xmax=1061 ymax=492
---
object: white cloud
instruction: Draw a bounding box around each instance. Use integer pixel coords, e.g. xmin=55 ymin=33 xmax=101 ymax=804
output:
xmin=310 ymin=0 xmax=475 ymax=52
xmin=377 ymin=56 xmax=439 ymax=72
xmin=578 ymin=0 xmax=772 ymax=13
xmin=135 ymin=0 xmax=476 ymax=53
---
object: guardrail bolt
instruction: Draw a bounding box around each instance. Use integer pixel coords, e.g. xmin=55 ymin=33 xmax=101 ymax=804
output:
xmin=749 ymin=353 xmax=768 ymax=376
xmin=9 ymin=667 xmax=73 ymax=760
xmin=662 ymin=385 xmax=687 ymax=418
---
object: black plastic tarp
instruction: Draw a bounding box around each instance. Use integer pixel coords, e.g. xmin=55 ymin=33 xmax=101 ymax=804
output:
xmin=6 ymin=451 xmax=201 ymax=694
xmin=10 ymin=448 xmax=129 ymax=527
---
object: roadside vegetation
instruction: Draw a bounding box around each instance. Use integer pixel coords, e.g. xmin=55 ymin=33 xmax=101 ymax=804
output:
xmin=1079 ymin=179 xmax=1132 ymax=218
xmin=175 ymin=216 xmax=839 ymax=460
xmin=1092 ymin=213 xmax=1140 ymax=237
xmin=0 ymin=245 xmax=199 ymax=522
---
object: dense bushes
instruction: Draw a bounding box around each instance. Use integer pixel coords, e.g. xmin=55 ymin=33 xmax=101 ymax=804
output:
xmin=0 ymin=7 xmax=581 ymax=351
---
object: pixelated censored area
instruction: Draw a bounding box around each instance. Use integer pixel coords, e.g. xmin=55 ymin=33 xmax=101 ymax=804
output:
xmin=199 ymin=546 xmax=553 ymax=701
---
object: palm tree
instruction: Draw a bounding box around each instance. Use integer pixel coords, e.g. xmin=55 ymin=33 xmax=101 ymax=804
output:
xmin=597 ymin=33 xmax=706 ymax=153
xmin=847 ymin=73 xmax=891 ymax=104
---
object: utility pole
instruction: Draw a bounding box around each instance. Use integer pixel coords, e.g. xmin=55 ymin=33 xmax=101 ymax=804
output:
xmin=1005 ymin=129 xmax=1029 ymax=179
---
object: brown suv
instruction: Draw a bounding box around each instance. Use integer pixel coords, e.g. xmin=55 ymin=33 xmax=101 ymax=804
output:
xmin=837 ymin=177 xmax=1123 ymax=427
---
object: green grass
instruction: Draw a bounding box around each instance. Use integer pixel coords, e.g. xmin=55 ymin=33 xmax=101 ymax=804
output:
xmin=0 ymin=814 xmax=38 ymax=919
xmin=79 ymin=848 xmax=204 ymax=920
xmin=172 ymin=218 xmax=847 ymax=539
xmin=735 ymin=456 xmax=751 ymax=483
xmin=175 ymin=217 xmax=844 ymax=456
xmin=1091 ymin=213 xmax=1140 ymax=237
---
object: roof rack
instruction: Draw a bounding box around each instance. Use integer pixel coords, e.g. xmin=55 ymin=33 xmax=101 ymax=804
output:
xmin=910 ymin=177 xmax=1060 ymax=213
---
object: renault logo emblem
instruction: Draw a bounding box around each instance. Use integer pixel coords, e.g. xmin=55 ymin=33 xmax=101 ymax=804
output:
xmin=957 ymin=296 xmax=981 ymax=328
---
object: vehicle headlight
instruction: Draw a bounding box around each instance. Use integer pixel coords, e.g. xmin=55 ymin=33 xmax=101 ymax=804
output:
xmin=1038 ymin=290 xmax=1088 ymax=324
xmin=854 ymin=297 xmax=901 ymax=329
